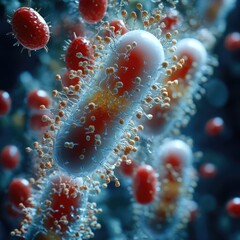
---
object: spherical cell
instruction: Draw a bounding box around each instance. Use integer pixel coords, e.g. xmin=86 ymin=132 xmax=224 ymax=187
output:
xmin=105 ymin=19 xmax=128 ymax=37
xmin=227 ymin=197 xmax=240 ymax=218
xmin=0 ymin=90 xmax=11 ymax=116
xmin=29 ymin=113 xmax=49 ymax=131
xmin=65 ymin=37 xmax=95 ymax=71
xmin=79 ymin=0 xmax=108 ymax=24
xmin=120 ymin=159 xmax=137 ymax=177
xmin=12 ymin=7 xmax=50 ymax=50
xmin=225 ymin=32 xmax=240 ymax=51
xmin=133 ymin=165 xmax=157 ymax=204
xmin=199 ymin=163 xmax=217 ymax=178
xmin=61 ymin=71 xmax=80 ymax=87
xmin=0 ymin=145 xmax=20 ymax=169
xmin=8 ymin=178 xmax=32 ymax=209
xmin=27 ymin=90 xmax=51 ymax=109
xmin=205 ymin=117 xmax=224 ymax=136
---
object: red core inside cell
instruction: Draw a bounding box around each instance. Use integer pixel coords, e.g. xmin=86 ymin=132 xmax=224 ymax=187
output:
xmin=43 ymin=176 xmax=81 ymax=232
xmin=8 ymin=178 xmax=32 ymax=209
xmin=12 ymin=7 xmax=50 ymax=50
xmin=27 ymin=90 xmax=51 ymax=109
xmin=0 ymin=145 xmax=20 ymax=169
xmin=162 ymin=11 xmax=178 ymax=31
xmin=65 ymin=37 xmax=95 ymax=71
xmin=0 ymin=90 xmax=11 ymax=116
xmin=133 ymin=165 xmax=157 ymax=204
xmin=227 ymin=197 xmax=240 ymax=218
xmin=79 ymin=0 xmax=108 ymax=24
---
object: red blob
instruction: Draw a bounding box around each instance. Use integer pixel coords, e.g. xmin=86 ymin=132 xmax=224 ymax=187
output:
xmin=29 ymin=113 xmax=49 ymax=131
xmin=224 ymin=32 xmax=240 ymax=51
xmin=12 ymin=7 xmax=50 ymax=50
xmin=65 ymin=37 xmax=95 ymax=71
xmin=227 ymin=197 xmax=240 ymax=218
xmin=199 ymin=163 xmax=217 ymax=178
xmin=105 ymin=19 xmax=128 ymax=36
xmin=43 ymin=175 xmax=81 ymax=232
xmin=162 ymin=10 xmax=179 ymax=31
xmin=79 ymin=0 xmax=108 ymax=24
xmin=120 ymin=159 xmax=137 ymax=177
xmin=133 ymin=165 xmax=157 ymax=204
xmin=8 ymin=178 xmax=32 ymax=209
xmin=0 ymin=145 xmax=20 ymax=169
xmin=61 ymin=71 xmax=80 ymax=87
xmin=27 ymin=90 xmax=51 ymax=110
xmin=0 ymin=90 xmax=11 ymax=116
xmin=205 ymin=117 xmax=224 ymax=136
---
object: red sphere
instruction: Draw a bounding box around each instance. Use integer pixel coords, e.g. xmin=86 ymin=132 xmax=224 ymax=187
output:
xmin=0 ymin=90 xmax=11 ymax=116
xmin=225 ymin=32 xmax=240 ymax=51
xmin=199 ymin=163 xmax=217 ymax=178
xmin=79 ymin=0 xmax=108 ymax=24
xmin=133 ymin=165 xmax=157 ymax=204
xmin=29 ymin=113 xmax=49 ymax=131
xmin=12 ymin=7 xmax=50 ymax=50
xmin=105 ymin=19 xmax=128 ymax=37
xmin=0 ymin=145 xmax=20 ymax=169
xmin=65 ymin=37 xmax=95 ymax=71
xmin=8 ymin=178 xmax=32 ymax=209
xmin=205 ymin=117 xmax=224 ymax=136
xmin=227 ymin=197 xmax=240 ymax=218
xmin=27 ymin=90 xmax=51 ymax=110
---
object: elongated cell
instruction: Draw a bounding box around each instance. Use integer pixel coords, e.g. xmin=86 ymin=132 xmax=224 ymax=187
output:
xmin=142 ymin=140 xmax=195 ymax=238
xmin=53 ymin=30 xmax=164 ymax=176
xmin=143 ymin=38 xmax=207 ymax=136
xmin=24 ymin=174 xmax=88 ymax=239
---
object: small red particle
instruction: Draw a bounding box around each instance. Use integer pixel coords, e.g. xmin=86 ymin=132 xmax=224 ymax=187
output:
xmin=226 ymin=197 xmax=240 ymax=218
xmin=133 ymin=165 xmax=157 ymax=204
xmin=8 ymin=178 xmax=32 ymax=209
xmin=27 ymin=90 xmax=51 ymax=109
xmin=205 ymin=117 xmax=224 ymax=136
xmin=199 ymin=163 xmax=217 ymax=178
xmin=0 ymin=145 xmax=20 ymax=169
xmin=79 ymin=0 xmax=108 ymax=24
xmin=162 ymin=10 xmax=179 ymax=31
xmin=11 ymin=7 xmax=50 ymax=51
xmin=224 ymin=32 xmax=240 ymax=51
xmin=0 ymin=90 xmax=11 ymax=116
xmin=65 ymin=37 xmax=95 ymax=71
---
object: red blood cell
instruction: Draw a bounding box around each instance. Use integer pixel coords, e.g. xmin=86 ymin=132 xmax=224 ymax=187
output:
xmin=205 ymin=117 xmax=224 ymax=136
xmin=27 ymin=90 xmax=51 ymax=109
xmin=11 ymin=7 xmax=50 ymax=51
xmin=227 ymin=197 xmax=240 ymax=218
xmin=0 ymin=90 xmax=11 ymax=116
xmin=0 ymin=145 xmax=20 ymax=169
xmin=105 ymin=19 xmax=128 ymax=37
xmin=189 ymin=201 xmax=198 ymax=222
xmin=61 ymin=71 xmax=80 ymax=87
xmin=79 ymin=0 xmax=108 ymax=24
xmin=43 ymin=175 xmax=81 ymax=232
xmin=29 ymin=113 xmax=49 ymax=131
xmin=120 ymin=159 xmax=137 ymax=177
xmin=224 ymin=32 xmax=240 ymax=51
xmin=65 ymin=37 xmax=95 ymax=71
xmin=8 ymin=178 xmax=32 ymax=209
xmin=133 ymin=165 xmax=157 ymax=204
xmin=199 ymin=163 xmax=217 ymax=178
